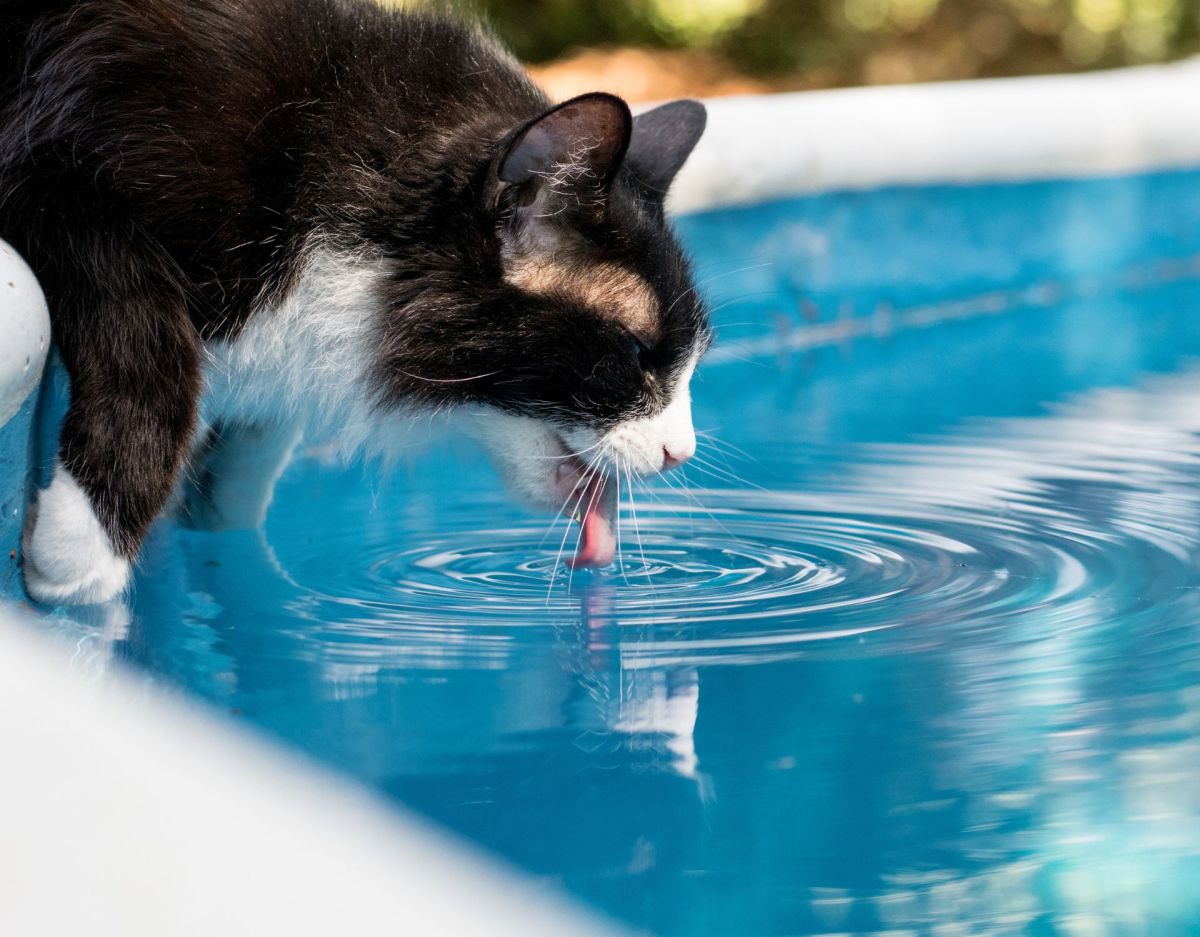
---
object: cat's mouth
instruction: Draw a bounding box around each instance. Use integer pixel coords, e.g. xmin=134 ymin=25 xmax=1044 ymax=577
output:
xmin=552 ymin=441 xmax=617 ymax=569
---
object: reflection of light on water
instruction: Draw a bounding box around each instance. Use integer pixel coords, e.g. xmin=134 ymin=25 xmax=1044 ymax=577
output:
xmin=43 ymin=600 xmax=132 ymax=680
xmin=857 ymin=370 xmax=1200 ymax=928
xmin=838 ymin=690 xmax=1200 ymax=932
xmin=87 ymin=353 xmax=1200 ymax=933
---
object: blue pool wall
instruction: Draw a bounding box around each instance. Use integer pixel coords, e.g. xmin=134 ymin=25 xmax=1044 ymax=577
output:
xmin=678 ymin=169 xmax=1200 ymax=352
xmin=0 ymin=394 xmax=35 ymax=600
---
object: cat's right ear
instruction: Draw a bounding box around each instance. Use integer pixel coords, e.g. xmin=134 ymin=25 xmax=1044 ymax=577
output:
xmin=496 ymin=93 xmax=633 ymax=199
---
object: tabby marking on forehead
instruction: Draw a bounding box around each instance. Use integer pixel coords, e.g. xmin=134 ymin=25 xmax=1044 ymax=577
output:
xmin=505 ymin=257 xmax=658 ymax=335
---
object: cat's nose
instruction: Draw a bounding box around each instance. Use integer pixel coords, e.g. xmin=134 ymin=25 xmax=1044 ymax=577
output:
xmin=662 ymin=443 xmax=693 ymax=470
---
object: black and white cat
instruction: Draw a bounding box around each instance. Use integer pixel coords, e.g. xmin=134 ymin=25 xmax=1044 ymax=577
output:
xmin=0 ymin=0 xmax=710 ymax=605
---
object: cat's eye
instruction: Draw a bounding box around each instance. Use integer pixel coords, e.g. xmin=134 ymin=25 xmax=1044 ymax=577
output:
xmin=627 ymin=330 xmax=655 ymax=373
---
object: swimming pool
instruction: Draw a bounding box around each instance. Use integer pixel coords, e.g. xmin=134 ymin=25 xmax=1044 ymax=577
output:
xmin=39 ymin=166 xmax=1200 ymax=934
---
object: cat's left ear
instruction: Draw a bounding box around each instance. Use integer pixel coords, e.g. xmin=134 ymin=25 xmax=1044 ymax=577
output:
xmin=498 ymin=92 xmax=632 ymax=194
xmin=625 ymin=99 xmax=707 ymax=197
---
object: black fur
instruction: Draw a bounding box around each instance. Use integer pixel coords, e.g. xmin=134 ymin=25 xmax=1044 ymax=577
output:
xmin=0 ymin=0 xmax=709 ymax=561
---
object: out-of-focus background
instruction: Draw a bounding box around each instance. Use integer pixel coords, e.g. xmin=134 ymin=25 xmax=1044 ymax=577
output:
xmin=445 ymin=0 xmax=1200 ymax=102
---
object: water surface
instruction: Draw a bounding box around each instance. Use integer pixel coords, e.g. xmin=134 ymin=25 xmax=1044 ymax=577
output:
xmin=63 ymin=169 xmax=1200 ymax=935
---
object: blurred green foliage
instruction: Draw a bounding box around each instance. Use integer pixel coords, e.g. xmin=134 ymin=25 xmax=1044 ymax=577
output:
xmin=471 ymin=0 xmax=1200 ymax=84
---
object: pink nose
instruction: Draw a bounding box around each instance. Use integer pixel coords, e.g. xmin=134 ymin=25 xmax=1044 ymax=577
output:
xmin=663 ymin=446 xmax=691 ymax=470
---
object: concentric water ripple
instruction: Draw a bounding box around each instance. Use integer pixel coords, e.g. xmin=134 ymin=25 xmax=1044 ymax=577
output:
xmin=264 ymin=474 xmax=1199 ymax=666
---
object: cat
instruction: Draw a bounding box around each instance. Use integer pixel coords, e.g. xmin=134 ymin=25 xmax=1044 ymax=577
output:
xmin=0 ymin=0 xmax=710 ymax=606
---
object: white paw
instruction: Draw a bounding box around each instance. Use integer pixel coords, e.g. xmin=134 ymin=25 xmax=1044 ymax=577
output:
xmin=23 ymin=464 xmax=131 ymax=606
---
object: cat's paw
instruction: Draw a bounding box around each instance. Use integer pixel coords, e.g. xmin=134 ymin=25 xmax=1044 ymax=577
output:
xmin=23 ymin=465 xmax=131 ymax=606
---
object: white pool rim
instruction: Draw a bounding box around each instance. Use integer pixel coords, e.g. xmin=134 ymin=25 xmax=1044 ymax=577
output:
xmin=0 ymin=240 xmax=49 ymax=426
xmin=667 ymin=56 xmax=1200 ymax=214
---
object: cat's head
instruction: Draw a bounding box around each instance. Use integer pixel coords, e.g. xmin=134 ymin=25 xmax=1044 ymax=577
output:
xmin=377 ymin=94 xmax=710 ymax=566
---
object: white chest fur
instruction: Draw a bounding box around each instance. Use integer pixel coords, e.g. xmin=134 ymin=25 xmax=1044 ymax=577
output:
xmin=203 ymin=247 xmax=393 ymax=456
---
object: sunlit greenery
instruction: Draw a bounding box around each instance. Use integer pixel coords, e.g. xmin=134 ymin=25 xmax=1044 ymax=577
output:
xmin=468 ymin=0 xmax=1200 ymax=85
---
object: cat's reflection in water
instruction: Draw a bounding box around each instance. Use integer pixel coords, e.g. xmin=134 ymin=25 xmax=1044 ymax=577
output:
xmin=117 ymin=518 xmax=707 ymax=900
xmin=569 ymin=582 xmax=702 ymax=780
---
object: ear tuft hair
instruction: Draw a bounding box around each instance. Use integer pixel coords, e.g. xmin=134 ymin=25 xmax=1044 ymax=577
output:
xmin=498 ymin=92 xmax=632 ymax=192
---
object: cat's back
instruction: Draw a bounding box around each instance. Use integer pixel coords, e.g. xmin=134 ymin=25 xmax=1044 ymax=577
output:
xmin=0 ymin=0 xmax=543 ymax=333
xmin=2 ymin=0 xmax=539 ymax=182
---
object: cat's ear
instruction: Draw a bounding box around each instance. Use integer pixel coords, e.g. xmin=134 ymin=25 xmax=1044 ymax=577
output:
xmin=624 ymin=99 xmax=707 ymax=197
xmin=498 ymin=92 xmax=632 ymax=194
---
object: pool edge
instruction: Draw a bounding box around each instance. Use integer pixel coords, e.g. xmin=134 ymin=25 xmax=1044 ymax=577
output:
xmin=0 ymin=606 xmax=628 ymax=936
xmin=668 ymin=57 xmax=1200 ymax=215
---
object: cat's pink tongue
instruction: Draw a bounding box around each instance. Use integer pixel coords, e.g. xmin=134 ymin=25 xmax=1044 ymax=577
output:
xmin=569 ymin=472 xmax=617 ymax=569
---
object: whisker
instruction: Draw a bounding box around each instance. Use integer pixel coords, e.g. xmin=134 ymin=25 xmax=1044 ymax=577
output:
xmin=613 ymin=459 xmax=632 ymax=587
xmin=566 ymin=465 xmax=607 ymax=595
xmin=545 ymin=481 xmax=592 ymax=599
xmin=665 ymin=262 xmax=775 ymax=315
xmin=625 ymin=462 xmax=656 ymax=602
xmin=702 ymin=344 xmax=776 ymax=368
xmin=395 ymin=369 xmax=500 ymax=384
xmin=537 ymin=473 xmax=587 ymax=552
xmin=637 ymin=471 xmax=700 ymax=545
xmin=525 ymin=437 xmax=608 ymax=461
xmin=702 ymin=290 xmax=786 ymax=316
xmin=656 ymin=467 xmax=756 ymax=552
xmin=543 ymin=449 xmax=606 ymax=603
xmin=687 ymin=453 xmax=767 ymax=492
xmin=695 ymin=430 xmax=758 ymax=464
xmin=691 ymin=439 xmax=761 ymax=485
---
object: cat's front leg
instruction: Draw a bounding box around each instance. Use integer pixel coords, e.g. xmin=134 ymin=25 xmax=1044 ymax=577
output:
xmin=23 ymin=258 xmax=202 ymax=606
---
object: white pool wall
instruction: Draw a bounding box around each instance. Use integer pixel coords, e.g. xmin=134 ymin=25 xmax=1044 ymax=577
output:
xmin=0 ymin=241 xmax=48 ymax=426
xmin=669 ymin=56 xmax=1200 ymax=214
xmin=3 ymin=59 xmax=1200 ymax=936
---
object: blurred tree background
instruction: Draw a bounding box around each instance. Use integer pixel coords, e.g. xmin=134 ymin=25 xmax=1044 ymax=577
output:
xmin=447 ymin=0 xmax=1200 ymax=100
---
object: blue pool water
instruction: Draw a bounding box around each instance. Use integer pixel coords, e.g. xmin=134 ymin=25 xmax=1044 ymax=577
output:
xmin=46 ymin=168 xmax=1200 ymax=934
